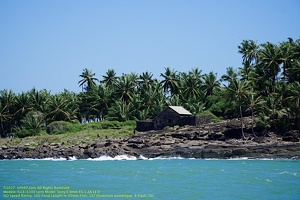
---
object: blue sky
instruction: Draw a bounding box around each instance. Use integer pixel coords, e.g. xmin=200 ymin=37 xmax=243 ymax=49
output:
xmin=0 ymin=0 xmax=299 ymax=94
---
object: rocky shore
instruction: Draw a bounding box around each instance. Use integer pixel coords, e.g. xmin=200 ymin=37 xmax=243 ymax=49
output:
xmin=1 ymin=119 xmax=300 ymax=160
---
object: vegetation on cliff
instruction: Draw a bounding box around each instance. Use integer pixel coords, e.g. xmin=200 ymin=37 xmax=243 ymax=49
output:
xmin=0 ymin=37 xmax=300 ymax=139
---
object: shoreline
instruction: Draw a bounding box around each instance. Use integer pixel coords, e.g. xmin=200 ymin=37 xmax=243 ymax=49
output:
xmin=1 ymin=119 xmax=300 ymax=160
xmin=1 ymin=136 xmax=300 ymax=160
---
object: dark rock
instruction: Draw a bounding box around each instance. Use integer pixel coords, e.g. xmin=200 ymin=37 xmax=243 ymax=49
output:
xmin=224 ymin=129 xmax=242 ymax=139
xmin=208 ymin=132 xmax=225 ymax=140
xmin=79 ymin=144 xmax=88 ymax=149
xmin=232 ymin=148 xmax=247 ymax=156
xmin=127 ymin=143 xmax=143 ymax=149
xmin=2 ymin=145 xmax=8 ymax=150
xmin=128 ymin=138 xmax=144 ymax=144
xmin=283 ymin=130 xmax=300 ymax=142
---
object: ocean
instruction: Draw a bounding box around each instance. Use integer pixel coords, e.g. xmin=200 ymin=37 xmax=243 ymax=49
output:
xmin=1 ymin=156 xmax=300 ymax=200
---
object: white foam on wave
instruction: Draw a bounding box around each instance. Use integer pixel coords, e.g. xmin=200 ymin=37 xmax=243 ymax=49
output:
xmin=21 ymin=157 xmax=67 ymax=161
xmin=87 ymin=155 xmax=138 ymax=161
xmin=148 ymin=156 xmax=185 ymax=160
xmin=204 ymin=157 xmax=275 ymax=161
xmin=68 ymin=156 xmax=77 ymax=161
xmin=41 ymin=157 xmax=67 ymax=161
xmin=86 ymin=155 xmax=186 ymax=161
xmin=276 ymin=171 xmax=298 ymax=176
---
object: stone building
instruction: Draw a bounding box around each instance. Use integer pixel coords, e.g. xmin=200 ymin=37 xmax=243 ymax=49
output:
xmin=136 ymin=106 xmax=211 ymax=132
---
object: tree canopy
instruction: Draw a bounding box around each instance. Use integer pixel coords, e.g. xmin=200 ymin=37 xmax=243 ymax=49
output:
xmin=1 ymin=37 xmax=299 ymax=138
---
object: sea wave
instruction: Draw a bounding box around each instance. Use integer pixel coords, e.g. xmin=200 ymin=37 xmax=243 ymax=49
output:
xmin=87 ymin=155 xmax=138 ymax=161
xmin=2 ymin=155 xmax=299 ymax=161
xmin=22 ymin=157 xmax=68 ymax=161
xmin=86 ymin=155 xmax=187 ymax=161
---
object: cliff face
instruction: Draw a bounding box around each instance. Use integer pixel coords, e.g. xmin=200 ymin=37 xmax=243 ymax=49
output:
xmin=1 ymin=118 xmax=300 ymax=160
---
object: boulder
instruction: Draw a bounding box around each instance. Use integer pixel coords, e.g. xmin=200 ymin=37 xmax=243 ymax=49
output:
xmin=282 ymin=130 xmax=300 ymax=142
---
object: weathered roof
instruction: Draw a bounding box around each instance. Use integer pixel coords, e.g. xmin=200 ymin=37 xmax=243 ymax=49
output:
xmin=169 ymin=106 xmax=192 ymax=115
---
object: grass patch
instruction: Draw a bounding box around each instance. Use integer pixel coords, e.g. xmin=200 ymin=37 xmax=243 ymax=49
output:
xmin=0 ymin=120 xmax=136 ymax=148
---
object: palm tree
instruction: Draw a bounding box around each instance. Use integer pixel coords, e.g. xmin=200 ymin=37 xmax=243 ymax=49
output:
xmin=238 ymin=40 xmax=259 ymax=66
xmin=203 ymin=72 xmax=220 ymax=97
xmin=29 ymin=88 xmax=50 ymax=114
xmin=167 ymin=94 xmax=182 ymax=106
xmin=226 ymin=78 xmax=250 ymax=139
xmin=286 ymin=82 xmax=300 ymax=129
xmin=257 ymin=42 xmax=282 ymax=93
xmin=179 ymin=71 xmax=202 ymax=99
xmin=246 ymin=92 xmax=265 ymax=137
xmin=262 ymin=94 xmax=287 ymax=131
xmin=78 ymin=68 xmax=99 ymax=92
xmin=279 ymin=40 xmax=296 ymax=81
xmin=87 ymin=84 xmax=113 ymax=121
xmin=114 ymin=74 xmax=137 ymax=102
xmin=0 ymin=90 xmax=15 ymax=137
xmin=107 ymin=100 xmax=135 ymax=121
xmin=101 ymin=69 xmax=117 ymax=89
xmin=221 ymin=66 xmax=238 ymax=85
xmin=20 ymin=111 xmax=45 ymax=136
xmin=138 ymin=71 xmax=154 ymax=91
xmin=46 ymin=94 xmax=77 ymax=122
xmin=14 ymin=92 xmax=34 ymax=127
xmin=0 ymin=102 xmax=10 ymax=137
xmin=184 ymin=96 xmax=206 ymax=115
xmin=160 ymin=67 xmax=180 ymax=97
xmin=140 ymin=80 xmax=165 ymax=116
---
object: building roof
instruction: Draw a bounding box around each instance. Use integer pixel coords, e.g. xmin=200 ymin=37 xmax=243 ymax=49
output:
xmin=169 ymin=106 xmax=192 ymax=115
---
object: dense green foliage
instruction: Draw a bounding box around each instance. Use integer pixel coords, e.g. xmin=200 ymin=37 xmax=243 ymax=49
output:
xmin=0 ymin=37 xmax=299 ymax=138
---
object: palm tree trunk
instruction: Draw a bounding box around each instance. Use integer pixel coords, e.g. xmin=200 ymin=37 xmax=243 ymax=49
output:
xmin=251 ymin=109 xmax=257 ymax=137
xmin=239 ymin=103 xmax=246 ymax=139
xmin=0 ymin=120 xmax=6 ymax=138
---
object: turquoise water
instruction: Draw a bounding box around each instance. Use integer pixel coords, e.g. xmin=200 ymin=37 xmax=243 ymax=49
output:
xmin=1 ymin=158 xmax=300 ymax=200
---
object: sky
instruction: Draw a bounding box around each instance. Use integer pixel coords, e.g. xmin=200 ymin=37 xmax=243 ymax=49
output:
xmin=0 ymin=0 xmax=299 ymax=94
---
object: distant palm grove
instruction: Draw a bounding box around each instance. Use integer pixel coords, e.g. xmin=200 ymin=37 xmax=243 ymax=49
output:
xmin=1 ymin=37 xmax=300 ymax=138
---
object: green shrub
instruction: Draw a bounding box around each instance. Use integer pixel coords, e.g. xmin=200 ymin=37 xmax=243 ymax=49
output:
xmin=85 ymin=122 xmax=103 ymax=130
xmin=99 ymin=120 xmax=136 ymax=129
xmin=47 ymin=121 xmax=78 ymax=134
xmin=197 ymin=110 xmax=221 ymax=122
xmin=14 ymin=128 xmax=36 ymax=138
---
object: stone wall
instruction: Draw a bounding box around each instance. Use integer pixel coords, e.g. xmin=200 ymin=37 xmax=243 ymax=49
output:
xmin=178 ymin=116 xmax=196 ymax=126
xmin=154 ymin=107 xmax=182 ymax=129
xmin=136 ymin=120 xmax=154 ymax=132
xmin=136 ymin=115 xmax=212 ymax=132
xmin=195 ymin=115 xmax=212 ymax=126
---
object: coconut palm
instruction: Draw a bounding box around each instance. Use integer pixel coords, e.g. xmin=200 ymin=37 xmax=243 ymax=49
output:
xmin=29 ymin=88 xmax=50 ymax=114
xmin=20 ymin=111 xmax=45 ymax=136
xmin=279 ymin=40 xmax=296 ymax=81
xmin=238 ymin=39 xmax=259 ymax=66
xmin=101 ymin=69 xmax=118 ymax=89
xmin=184 ymin=96 xmax=206 ymax=115
xmin=0 ymin=90 xmax=15 ymax=137
xmin=226 ymin=78 xmax=250 ymax=139
xmin=114 ymin=74 xmax=137 ymax=102
xmin=0 ymin=102 xmax=10 ymax=137
xmin=246 ymin=92 xmax=265 ymax=137
xmin=140 ymin=80 xmax=165 ymax=116
xmin=203 ymin=72 xmax=220 ymax=97
xmin=160 ymin=67 xmax=180 ymax=96
xmin=46 ymin=93 xmax=77 ymax=122
xmin=78 ymin=68 xmax=99 ymax=92
xmin=13 ymin=92 xmax=34 ymax=126
xmin=107 ymin=100 xmax=135 ymax=121
xmin=179 ymin=69 xmax=203 ymax=99
xmin=138 ymin=71 xmax=154 ymax=91
xmin=262 ymin=94 xmax=287 ymax=131
xmin=221 ymin=66 xmax=238 ymax=85
xmin=286 ymin=81 xmax=300 ymax=129
xmin=257 ymin=42 xmax=282 ymax=92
